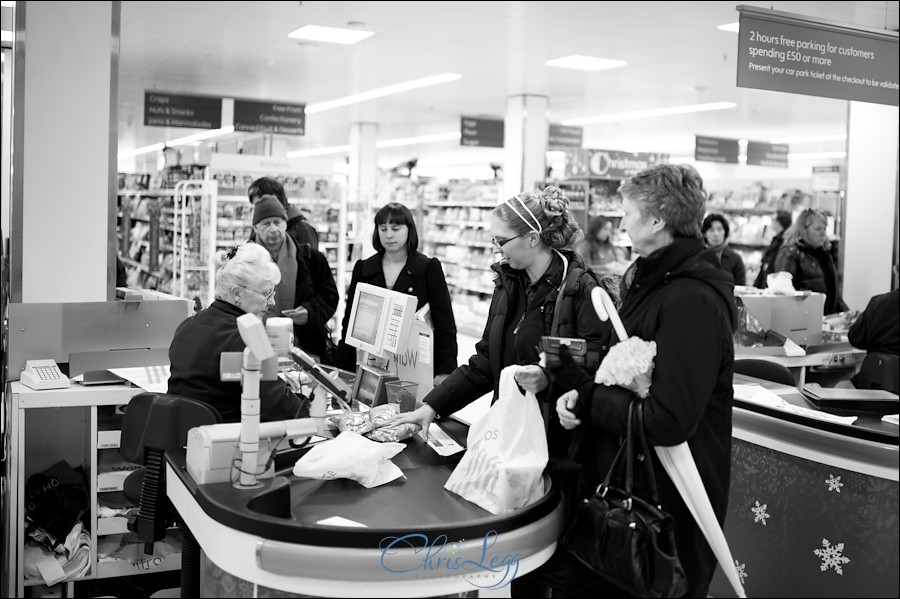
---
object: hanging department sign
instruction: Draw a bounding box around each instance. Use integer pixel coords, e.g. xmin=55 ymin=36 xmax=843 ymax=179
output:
xmin=144 ymin=92 xmax=222 ymax=129
xmin=460 ymin=116 xmax=505 ymax=147
xmin=736 ymin=5 xmax=899 ymax=106
xmin=746 ymin=140 xmax=789 ymax=167
xmin=548 ymin=124 xmax=583 ymax=149
xmin=564 ymin=149 xmax=669 ymax=179
xmin=233 ymin=99 xmax=306 ymax=135
xmin=695 ymin=136 xmax=741 ymax=164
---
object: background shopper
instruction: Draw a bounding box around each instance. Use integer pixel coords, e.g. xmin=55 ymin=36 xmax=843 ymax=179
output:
xmin=754 ymin=209 xmax=792 ymax=288
xmin=167 ymin=242 xmax=307 ymax=423
xmin=248 ymin=176 xmax=320 ymax=249
xmin=774 ymin=208 xmax=848 ymax=314
xmin=702 ymin=212 xmax=746 ymax=286
xmin=336 ymin=202 xmax=458 ymax=383
xmin=251 ymin=195 xmax=339 ymax=363
xmin=575 ymin=215 xmax=629 ymax=276
xmin=550 ymin=163 xmax=737 ymax=598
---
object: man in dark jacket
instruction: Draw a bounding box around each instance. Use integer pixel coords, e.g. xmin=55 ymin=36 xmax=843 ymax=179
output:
xmin=248 ymin=176 xmax=320 ymax=249
xmin=550 ymin=163 xmax=737 ymax=598
xmin=251 ymin=196 xmax=338 ymax=361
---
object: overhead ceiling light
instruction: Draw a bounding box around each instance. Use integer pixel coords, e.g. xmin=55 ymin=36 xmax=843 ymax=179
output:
xmin=1 ymin=1 xmax=16 ymax=7
xmin=769 ymin=133 xmax=847 ymax=144
xmin=561 ymin=102 xmax=736 ymax=126
xmin=1 ymin=30 xmax=12 ymax=43
xmin=718 ymin=22 xmax=740 ymax=33
xmin=287 ymin=24 xmax=374 ymax=45
xmin=286 ymin=145 xmax=352 ymax=158
xmin=305 ymin=73 xmax=461 ymax=114
xmin=377 ymin=131 xmax=460 ymax=148
xmin=546 ymin=55 xmax=627 ymax=71
xmin=117 ymin=126 xmax=234 ymax=159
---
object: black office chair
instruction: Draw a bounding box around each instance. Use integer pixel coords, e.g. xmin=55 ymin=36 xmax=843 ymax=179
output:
xmin=733 ymin=358 xmax=796 ymax=387
xmin=852 ymin=352 xmax=900 ymax=394
xmin=119 ymin=392 xmax=221 ymax=598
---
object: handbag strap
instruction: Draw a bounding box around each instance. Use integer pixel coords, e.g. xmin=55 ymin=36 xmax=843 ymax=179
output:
xmin=549 ymin=250 xmax=570 ymax=336
xmin=634 ymin=400 xmax=662 ymax=506
xmin=597 ymin=400 xmax=635 ymax=494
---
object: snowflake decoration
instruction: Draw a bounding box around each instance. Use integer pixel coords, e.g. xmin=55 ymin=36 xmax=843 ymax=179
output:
xmin=734 ymin=559 xmax=748 ymax=585
xmin=446 ymin=540 xmax=464 ymax=555
xmin=814 ymin=538 xmax=850 ymax=575
xmin=751 ymin=500 xmax=770 ymax=526
xmin=825 ymin=474 xmax=843 ymax=493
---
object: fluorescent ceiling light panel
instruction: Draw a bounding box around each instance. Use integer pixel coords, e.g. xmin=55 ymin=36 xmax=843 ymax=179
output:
xmin=546 ymin=55 xmax=626 ymax=71
xmin=769 ymin=133 xmax=847 ymax=144
xmin=377 ymin=131 xmax=460 ymax=148
xmin=117 ymin=126 xmax=234 ymax=159
xmin=286 ymin=145 xmax=352 ymax=158
xmin=1 ymin=1 xmax=16 ymax=8
xmin=1 ymin=30 xmax=12 ymax=43
xmin=561 ymin=102 xmax=736 ymax=126
xmin=305 ymin=73 xmax=462 ymax=114
xmin=287 ymin=25 xmax=374 ymax=45
xmin=718 ymin=22 xmax=740 ymax=33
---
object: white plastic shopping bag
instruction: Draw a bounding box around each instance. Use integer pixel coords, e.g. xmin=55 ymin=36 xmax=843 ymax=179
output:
xmin=444 ymin=365 xmax=549 ymax=514
xmin=293 ymin=431 xmax=406 ymax=488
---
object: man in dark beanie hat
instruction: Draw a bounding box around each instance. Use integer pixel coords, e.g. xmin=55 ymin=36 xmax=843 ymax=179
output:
xmin=251 ymin=194 xmax=338 ymax=363
xmin=248 ymin=177 xmax=319 ymax=249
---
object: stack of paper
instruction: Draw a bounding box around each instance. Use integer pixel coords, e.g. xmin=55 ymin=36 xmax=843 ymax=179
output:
xmin=733 ymin=384 xmax=857 ymax=425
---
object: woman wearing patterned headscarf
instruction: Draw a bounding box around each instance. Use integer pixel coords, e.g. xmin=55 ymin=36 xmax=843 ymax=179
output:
xmin=393 ymin=186 xmax=615 ymax=597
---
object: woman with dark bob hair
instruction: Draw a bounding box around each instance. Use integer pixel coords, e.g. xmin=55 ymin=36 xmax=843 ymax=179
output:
xmin=549 ymin=163 xmax=737 ymax=597
xmin=337 ymin=202 xmax=458 ymax=382
xmin=702 ymin=212 xmax=746 ymax=285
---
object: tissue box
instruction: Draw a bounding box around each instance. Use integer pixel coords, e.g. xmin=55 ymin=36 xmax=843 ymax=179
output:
xmin=739 ymin=292 xmax=825 ymax=346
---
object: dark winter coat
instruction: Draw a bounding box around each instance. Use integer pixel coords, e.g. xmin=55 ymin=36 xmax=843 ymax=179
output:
xmin=425 ymin=250 xmax=610 ymax=458
xmin=774 ymin=240 xmax=847 ymax=314
xmin=716 ymin=245 xmax=747 ymax=286
xmin=571 ymin=237 xmax=737 ymax=598
xmin=286 ymin=206 xmax=320 ymax=250
xmin=754 ymin=232 xmax=784 ymax=288
xmin=848 ymin=288 xmax=899 ymax=355
xmin=281 ymin=240 xmax=339 ymax=361
xmin=168 ymin=300 xmax=304 ymax=423
xmin=337 ymin=251 xmax=459 ymax=376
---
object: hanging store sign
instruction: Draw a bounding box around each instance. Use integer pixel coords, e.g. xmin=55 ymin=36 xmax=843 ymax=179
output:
xmin=694 ymin=136 xmax=741 ymax=164
xmin=812 ymin=165 xmax=842 ymax=191
xmin=233 ymin=99 xmax=306 ymax=135
xmin=746 ymin=140 xmax=789 ymax=167
xmin=736 ymin=6 xmax=899 ymax=106
xmin=564 ymin=149 xmax=669 ymax=179
xmin=144 ymin=92 xmax=222 ymax=129
xmin=548 ymin=124 xmax=583 ymax=149
xmin=460 ymin=116 xmax=505 ymax=148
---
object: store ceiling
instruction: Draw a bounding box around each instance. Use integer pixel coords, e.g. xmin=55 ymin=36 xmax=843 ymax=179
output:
xmin=116 ymin=0 xmax=899 ymax=171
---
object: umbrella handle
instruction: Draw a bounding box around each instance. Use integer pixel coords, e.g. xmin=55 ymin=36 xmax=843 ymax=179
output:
xmin=597 ymin=287 xmax=628 ymax=342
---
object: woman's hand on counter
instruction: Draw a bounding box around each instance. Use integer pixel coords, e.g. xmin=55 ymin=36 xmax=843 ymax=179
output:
xmin=390 ymin=404 xmax=437 ymax=440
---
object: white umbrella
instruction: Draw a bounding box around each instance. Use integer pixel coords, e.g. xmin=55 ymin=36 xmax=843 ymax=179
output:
xmin=592 ymin=287 xmax=747 ymax=598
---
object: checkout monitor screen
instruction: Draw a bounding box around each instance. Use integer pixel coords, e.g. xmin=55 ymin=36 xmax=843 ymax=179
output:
xmin=351 ymin=291 xmax=384 ymax=347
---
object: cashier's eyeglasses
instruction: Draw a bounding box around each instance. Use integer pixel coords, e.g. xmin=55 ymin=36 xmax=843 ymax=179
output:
xmin=491 ymin=232 xmax=529 ymax=249
xmin=240 ymin=285 xmax=276 ymax=302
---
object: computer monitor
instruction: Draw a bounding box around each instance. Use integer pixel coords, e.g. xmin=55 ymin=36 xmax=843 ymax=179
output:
xmin=345 ymin=283 xmax=417 ymax=358
xmin=351 ymin=364 xmax=398 ymax=408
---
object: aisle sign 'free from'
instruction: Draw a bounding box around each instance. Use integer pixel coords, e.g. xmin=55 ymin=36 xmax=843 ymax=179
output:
xmin=548 ymin=124 xmax=583 ymax=149
xmin=736 ymin=6 xmax=899 ymax=106
xmin=233 ymin=99 xmax=306 ymax=135
xmin=460 ymin=116 xmax=504 ymax=148
xmin=694 ymin=135 xmax=741 ymax=164
xmin=144 ymin=92 xmax=222 ymax=129
xmin=746 ymin=140 xmax=789 ymax=167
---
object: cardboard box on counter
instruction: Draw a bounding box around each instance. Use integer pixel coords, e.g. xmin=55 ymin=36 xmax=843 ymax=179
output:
xmin=738 ymin=292 xmax=825 ymax=346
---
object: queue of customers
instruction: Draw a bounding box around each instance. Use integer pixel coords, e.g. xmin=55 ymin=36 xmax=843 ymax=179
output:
xmin=162 ymin=171 xmax=850 ymax=597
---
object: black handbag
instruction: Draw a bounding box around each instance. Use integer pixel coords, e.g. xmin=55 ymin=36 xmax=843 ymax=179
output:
xmin=561 ymin=400 xmax=689 ymax=598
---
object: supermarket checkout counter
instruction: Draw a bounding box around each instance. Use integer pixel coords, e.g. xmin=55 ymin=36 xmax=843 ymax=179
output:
xmin=166 ymin=417 xmax=564 ymax=598
xmin=709 ymin=374 xmax=898 ymax=598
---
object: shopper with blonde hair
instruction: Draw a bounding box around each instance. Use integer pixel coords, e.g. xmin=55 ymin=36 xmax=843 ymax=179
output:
xmin=774 ymin=208 xmax=847 ymax=314
xmin=394 ymin=185 xmax=613 ymax=597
